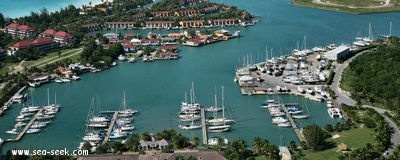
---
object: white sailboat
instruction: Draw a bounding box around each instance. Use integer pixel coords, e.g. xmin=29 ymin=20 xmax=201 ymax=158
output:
xmin=207 ymin=86 xmax=234 ymax=126
xmin=204 ymin=90 xmax=222 ymax=112
xmin=179 ymin=121 xmax=202 ymax=130
xmin=207 ymin=86 xmax=232 ymax=133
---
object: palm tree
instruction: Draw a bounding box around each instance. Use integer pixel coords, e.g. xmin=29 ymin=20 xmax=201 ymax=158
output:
xmin=289 ymin=140 xmax=297 ymax=153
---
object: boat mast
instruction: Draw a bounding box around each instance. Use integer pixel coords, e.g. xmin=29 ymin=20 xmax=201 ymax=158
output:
xmin=222 ymin=86 xmax=225 ymax=119
xmin=369 ymin=23 xmax=373 ymax=40
xmin=54 ymin=92 xmax=57 ymax=105
xmin=390 ymin=21 xmax=392 ymax=36
xmin=47 ymin=88 xmax=49 ymax=106
xmin=184 ymin=92 xmax=187 ymax=104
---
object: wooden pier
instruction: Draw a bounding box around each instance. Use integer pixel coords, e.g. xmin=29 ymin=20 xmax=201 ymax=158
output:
xmin=1 ymin=86 xmax=27 ymax=115
xmin=5 ymin=109 xmax=43 ymax=143
xmin=282 ymin=106 xmax=307 ymax=143
xmin=201 ymin=109 xmax=208 ymax=145
xmin=102 ymin=111 xmax=119 ymax=144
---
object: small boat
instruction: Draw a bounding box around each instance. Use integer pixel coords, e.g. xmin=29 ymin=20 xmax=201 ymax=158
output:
xmin=306 ymin=88 xmax=314 ymax=94
xmin=288 ymin=109 xmax=303 ymax=115
xmin=292 ymin=114 xmax=310 ymax=119
xmin=272 ymin=116 xmax=288 ymax=124
xmin=277 ymin=122 xmax=291 ymax=127
xmin=111 ymin=62 xmax=117 ymax=66
xmin=327 ymin=101 xmax=333 ymax=108
xmin=28 ymin=82 xmax=40 ymax=87
xmin=90 ymin=115 xmax=111 ymax=122
xmin=26 ymin=128 xmax=41 ymax=134
xmin=204 ymin=106 xmax=222 ymax=112
xmin=116 ymin=125 xmax=135 ymax=131
xmin=6 ymin=128 xmax=20 ymax=135
xmin=208 ymin=136 xmax=229 ymax=146
xmin=327 ymin=107 xmax=343 ymax=119
xmin=61 ymin=78 xmax=71 ymax=82
xmin=54 ymin=79 xmax=63 ymax=83
xmin=297 ymin=86 xmax=305 ymax=94
xmin=118 ymin=55 xmax=126 ymax=61
xmin=109 ymin=129 xmax=128 ymax=139
xmin=71 ymin=75 xmax=80 ymax=80
xmin=314 ymin=86 xmax=322 ymax=93
xmin=83 ymin=132 xmax=104 ymax=141
xmin=21 ymin=106 xmax=40 ymax=113
xmin=179 ymin=121 xmax=202 ymax=130
xmin=128 ymin=57 xmax=136 ymax=63
xmin=180 ymin=115 xmax=201 ymax=122
xmin=15 ymin=122 xmax=27 ymax=127
xmin=30 ymin=122 xmax=47 ymax=129
xmin=86 ymin=122 xmax=108 ymax=128
xmin=208 ymin=125 xmax=231 ymax=133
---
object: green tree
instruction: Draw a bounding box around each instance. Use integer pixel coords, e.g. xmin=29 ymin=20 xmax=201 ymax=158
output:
xmin=125 ymin=133 xmax=140 ymax=151
xmin=289 ymin=140 xmax=297 ymax=153
xmin=140 ymin=131 xmax=152 ymax=141
xmin=193 ymin=136 xmax=200 ymax=146
xmin=303 ymin=124 xmax=329 ymax=151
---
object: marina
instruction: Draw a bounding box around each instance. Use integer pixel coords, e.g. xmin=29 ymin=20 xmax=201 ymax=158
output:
xmin=102 ymin=111 xmax=119 ymax=144
xmin=0 ymin=0 xmax=399 ymax=154
xmin=4 ymin=109 xmax=43 ymax=143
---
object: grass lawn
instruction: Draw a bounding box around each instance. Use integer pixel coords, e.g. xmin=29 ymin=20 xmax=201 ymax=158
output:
xmin=293 ymin=0 xmax=400 ymax=14
xmin=302 ymin=126 xmax=375 ymax=160
xmin=22 ymin=48 xmax=76 ymax=68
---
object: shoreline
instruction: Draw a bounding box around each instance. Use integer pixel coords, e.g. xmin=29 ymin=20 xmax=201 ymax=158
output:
xmin=292 ymin=1 xmax=400 ymax=14
xmin=0 ymin=0 xmax=103 ymax=19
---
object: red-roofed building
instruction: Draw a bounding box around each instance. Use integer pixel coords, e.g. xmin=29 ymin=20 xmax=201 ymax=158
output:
xmin=9 ymin=37 xmax=57 ymax=55
xmin=159 ymin=51 xmax=179 ymax=59
xmin=109 ymin=37 xmax=119 ymax=43
xmin=124 ymin=33 xmax=136 ymax=40
xmin=121 ymin=39 xmax=131 ymax=45
xmin=183 ymin=38 xmax=204 ymax=47
xmin=123 ymin=44 xmax=137 ymax=53
xmin=105 ymin=22 xmax=135 ymax=29
xmin=54 ymin=31 xmax=73 ymax=44
xmin=40 ymin=29 xmax=57 ymax=38
xmin=160 ymin=45 xmax=178 ymax=52
xmin=203 ymin=6 xmax=218 ymax=13
xmin=5 ymin=23 xmax=36 ymax=38
xmin=175 ymin=9 xmax=198 ymax=17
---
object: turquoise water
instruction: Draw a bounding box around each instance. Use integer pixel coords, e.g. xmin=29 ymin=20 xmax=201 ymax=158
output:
xmin=1 ymin=0 xmax=400 ymax=153
xmin=0 ymin=0 xmax=100 ymax=18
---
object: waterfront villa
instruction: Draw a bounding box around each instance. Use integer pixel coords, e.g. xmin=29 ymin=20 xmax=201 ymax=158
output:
xmin=104 ymin=22 xmax=136 ymax=29
xmin=159 ymin=51 xmax=179 ymax=60
xmin=123 ymin=44 xmax=137 ymax=53
xmin=132 ymin=13 xmax=146 ymax=19
xmin=179 ymin=20 xmax=205 ymax=28
xmin=124 ymin=33 xmax=137 ymax=40
xmin=183 ymin=38 xmax=205 ymax=46
xmin=160 ymin=45 xmax=178 ymax=52
xmin=5 ymin=23 xmax=36 ymax=38
xmin=144 ymin=21 xmax=174 ymax=29
xmin=8 ymin=37 xmax=57 ymax=55
xmin=138 ymin=139 xmax=169 ymax=150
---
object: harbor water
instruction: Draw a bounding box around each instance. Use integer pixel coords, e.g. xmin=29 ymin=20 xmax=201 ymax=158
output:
xmin=1 ymin=0 xmax=400 ymax=153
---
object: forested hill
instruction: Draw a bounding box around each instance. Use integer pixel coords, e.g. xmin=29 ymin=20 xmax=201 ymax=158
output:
xmin=341 ymin=37 xmax=400 ymax=111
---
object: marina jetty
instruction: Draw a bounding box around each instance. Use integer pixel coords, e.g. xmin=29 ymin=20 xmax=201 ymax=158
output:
xmin=4 ymin=109 xmax=44 ymax=143
xmin=0 ymin=86 xmax=27 ymax=116
xmin=234 ymin=43 xmax=356 ymax=102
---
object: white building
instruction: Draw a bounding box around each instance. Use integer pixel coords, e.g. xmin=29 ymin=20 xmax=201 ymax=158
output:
xmin=325 ymin=45 xmax=350 ymax=61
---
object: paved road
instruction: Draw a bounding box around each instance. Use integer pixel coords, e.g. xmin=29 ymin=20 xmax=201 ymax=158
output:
xmin=313 ymin=0 xmax=391 ymax=9
xmin=330 ymin=49 xmax=400 ymax=154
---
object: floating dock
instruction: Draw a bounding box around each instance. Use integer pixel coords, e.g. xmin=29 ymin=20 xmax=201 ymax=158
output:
xmin=102 ymin=111 xmax=119 ymax=144
xmin=1 ymin=86 xmax=27 ymax=115
xmin=4 ymin=109 xmax=43 ymax=143
xmin=201 ymin=109 xmax=208 ymax=145
xmin=281 ymin=106 xmax=307 ymax=143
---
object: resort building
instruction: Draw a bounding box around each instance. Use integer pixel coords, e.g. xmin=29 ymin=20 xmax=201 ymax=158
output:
xmin=8 ymin=37 xmax=57 ymax=55
xmin=104 ymin=22 xmax=136 ymax=29
xmin=144 ymin=21 xmax=174 ymax=29
xmin=179 ymin=20 xmax=205 ymax=28
xmin=325 ymin=45 xmax=350 ymax=61
xmin=175 ymin=9 xmax=198 ymax=17
xmin=40 ymin=29 xmax=73 ymax=44
xmin=40 ymin=29 xmax=57 ymax=38
xmin=212 ymin=19 xmax=238 ymax=26
xmin=151 ymin=11 xmax=170 ymax=17
xmin=5 ymin=23 xmax=36 ymax=38
xmin=160 ymin=45 xmax=178 ymax=52
xmin=138 ymin=139 xmax=169 ymax=150
xmin=54 ymin=31 xmax=73 ymax=44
